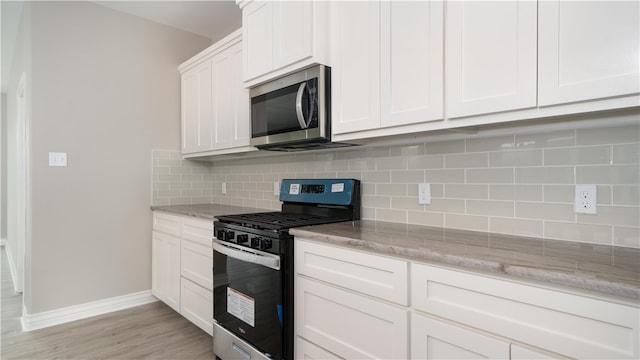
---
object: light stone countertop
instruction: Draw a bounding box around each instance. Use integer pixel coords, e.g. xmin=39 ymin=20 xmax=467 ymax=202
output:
xmin=151 ymin=203 xmax=269 ymax=220
xmin=291 ymin=220 xmax=640 ymax=301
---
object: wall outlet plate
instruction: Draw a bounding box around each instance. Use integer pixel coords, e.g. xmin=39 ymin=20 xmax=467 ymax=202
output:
xmin=575 ymin=184 xmax=597 ymax=214
xmin=49 ymin=152 xmax=67 ymax=167
xmin=418 ymin=183 xmax=431 ymax=205
xmin=221 ymin=182 xmax=227 ymax=194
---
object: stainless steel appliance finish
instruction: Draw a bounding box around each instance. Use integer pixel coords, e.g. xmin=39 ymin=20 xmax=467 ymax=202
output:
xmin=213 ymin=179 xmax=361 ymax=360
xmin=249 ymin=65 xmax=355 ymax=152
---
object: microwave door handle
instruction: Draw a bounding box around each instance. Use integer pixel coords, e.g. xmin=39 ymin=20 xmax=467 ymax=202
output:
xmin=295 ymin=82 xmax=310 ymax=129
xmin=213 ymin=240 xmax=280 ymax=271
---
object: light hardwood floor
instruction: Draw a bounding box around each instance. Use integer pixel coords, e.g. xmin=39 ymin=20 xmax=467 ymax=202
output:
xmin=1 ymin=247 xmax=216 ymax=359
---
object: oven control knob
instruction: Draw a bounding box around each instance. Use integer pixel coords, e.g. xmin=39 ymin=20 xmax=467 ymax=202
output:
xmin=260 ymin=239 xmax=273 ymax=250
xmin=237 ymin=234 xmax=248 ymax=244
xmin=251 ymin=237 xmax=260 ymax=248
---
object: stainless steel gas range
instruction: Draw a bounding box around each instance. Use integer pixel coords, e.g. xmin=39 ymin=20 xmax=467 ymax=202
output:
xmin=212 ymin=179 xmax=361 ymax=360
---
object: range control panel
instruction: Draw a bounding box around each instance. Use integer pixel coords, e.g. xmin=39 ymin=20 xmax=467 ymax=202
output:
xmin=279 ymin=179 xmax=358 ymax=206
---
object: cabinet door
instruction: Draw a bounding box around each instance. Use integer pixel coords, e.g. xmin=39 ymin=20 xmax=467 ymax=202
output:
xmin=152 ymin=230 xmax=180 ymax=312
xmin=380 ymin=0 xmax=443 ymax=127
xmin=243 ymin=1 xmax=272 ymax=81
xmin=181 ymin=278 xmax=213 ymax=335
xmin=181 ymin=60 xmax=213 ymax=154
xmin=272 ymin=1 xmax=312 ymax=71
xmin=539 ymin=1 xmax=640 ymax=106
xmin=411 ymin=313 xmax=509 ymax=360
xmin=212 ymin=41 xmax=250 ymax=150
xmin=181 ymin=239 xmax=213 ymax=291
xmin=511 ymin=344 xmax=567 ymax=360
xmin=331 ymin=1 xmax=381 ymax=134
xmin=446 ymin=1 xmax=537 ymax=118
xmin=295 ymin=277 xmax=408 ymax=359
xmin=296 ymin=337 xmax=343 ymax=360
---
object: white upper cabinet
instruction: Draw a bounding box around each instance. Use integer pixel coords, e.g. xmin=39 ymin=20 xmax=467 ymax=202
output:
xmin=332 ymin=0 xmax=444 ymax=135
xmin=381 ymin=1 xmax=444 ymax=127
xmin=211 ymin=41 xmax=250 ymax=151
xmin=180 ymin=29 xmax=253 ymax=158
xmin=446 ymin=0 xmax=537 ymax=118
xmin=539 ymin=1 xmax=640 ymax=106
xmin=238 ymin=0 xmax=328 ymax=87
xmin=181 ymin=60 xmax=213 ymax=154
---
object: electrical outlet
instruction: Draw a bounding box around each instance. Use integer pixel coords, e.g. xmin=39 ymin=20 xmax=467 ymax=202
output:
xmin=273 ymin=182 xmax=280 ymax=196
xmin=418 ymin=183 xmax=431 ymax=205
xmin=221 ymin=182 xmax=227 ymax=194
xmin=49 ymin=152 xmax=67 ymax=167
xmin=574 ymin=184 xmax=597 ymax=214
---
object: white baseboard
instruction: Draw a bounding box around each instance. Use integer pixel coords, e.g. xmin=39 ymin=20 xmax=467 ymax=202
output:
xmin=21 ymin=291 xmax=158 ymax=332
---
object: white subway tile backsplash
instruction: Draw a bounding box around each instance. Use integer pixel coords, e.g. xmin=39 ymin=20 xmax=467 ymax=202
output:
xmin=152 ymin=122 xmax=639 ymax=248
xmin=467 ymin=168 xmax=514 ymax=184
xmin=516 ymin=130 xmax=576 ymax=149
xmin=544 ymin=146 xmax=611 ymax=166
xmin=490 ymin=217 xmax=543 ymax=238
xmin=445 ymin=214 xmax=489 ymax=232
xmin=613 ymin=143 xmax=640 ymax=164
xmin=614 ymin=226 xmax=640 ymax=248
xmin=445 ymin=152 xmax=488 ymax=168
xmin=613 ymin=185 xmax=640 ymax=206
xmin=576 ymin=164 xmax=639 ymax=184
xmin=577 ymin=125 xmax=640 ymax=145
xmin=467 ymin=200 xmax=514 ymax=217
xmin=515 ymin=167 xmax=574 ymax=184
xmin=466 ymin=135 xmax=515 ymax=152
xmin=516 ymin=202 xmax=575 ymax=222
xmin=445 ymin=184 xmax=488 ymax=199
xmin=489 ymin=149 xmax=543 ymax=167
xmin=544 ymin=222 xmax=613 ymax=245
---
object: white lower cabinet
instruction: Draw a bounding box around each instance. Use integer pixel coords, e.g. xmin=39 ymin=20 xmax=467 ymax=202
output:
xmin=181 ymin=278 xmax=213 ymax=335
xmin=411 ymin=313 xmax=509 ymax=360
xmin=152 ymin=212 xmax=214 ymax=335
xmin=293 ymin=238 xmax=639 ymax=360
xmin=295 ymin=240 xmax=409 ymax=360
xmin=411 ymin=262 xmax=639 ymax=359
xmin=151 ymin=230 xmax=181 ymax=312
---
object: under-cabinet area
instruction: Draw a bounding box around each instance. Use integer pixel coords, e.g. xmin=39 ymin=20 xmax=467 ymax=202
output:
xmin=294 ymin=239 xmax=640 ymax=360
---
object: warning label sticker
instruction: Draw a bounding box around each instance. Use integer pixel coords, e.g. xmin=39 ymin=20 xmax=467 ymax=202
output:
xmin=227 ymin=287 xmax=255 ymax=327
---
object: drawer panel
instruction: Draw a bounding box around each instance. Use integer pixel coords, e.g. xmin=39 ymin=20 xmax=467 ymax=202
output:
xmin=152 ymin=212 xmax=181 ymax=236
xmin=411 ymin=262 xmax=640 ymax=359
xmin=296 ymin=277 xmax=408 ymax=360
xmin=181 ymin=238 xmax=213 ymax=291
xmin=295 ymin=240 xmax=408 ymax=305
xmin=181 ymin=278 xmax=213 ymax=335
xmin=182 ymin=217 xmax=213 ymax=246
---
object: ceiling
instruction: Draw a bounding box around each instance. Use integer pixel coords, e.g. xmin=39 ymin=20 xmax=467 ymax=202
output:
xmin=1 ymin=1 xmax=242 ymax=93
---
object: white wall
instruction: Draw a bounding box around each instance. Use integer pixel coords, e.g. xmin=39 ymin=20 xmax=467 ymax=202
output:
xmin=8 ymin=1 xmax=211 ymax=314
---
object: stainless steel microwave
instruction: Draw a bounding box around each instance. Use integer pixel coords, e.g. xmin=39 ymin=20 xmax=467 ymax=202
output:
xmin=250 ymin=65 xmax=354 ymax=152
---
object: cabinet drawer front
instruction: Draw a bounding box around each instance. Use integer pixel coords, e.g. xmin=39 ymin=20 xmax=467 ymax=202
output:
xmin=181 ymin=239 xmax=213 ymax=291
xmin=181 ymin=278 xmax=213 ymax=335
xmin=296 ymin=278 xmax=408 ymax=360
xmin=411 ymin=313 xmax=509 ymax=360
xmin=411 ymin=263 xmax=640 ymax=359
xmin=181 ymin=217 xmax=213 ymax=246
xmin=295 ymin=240 xmax=408 ymax=305
xmin=153 ymin=212 xmax=181 ymax=236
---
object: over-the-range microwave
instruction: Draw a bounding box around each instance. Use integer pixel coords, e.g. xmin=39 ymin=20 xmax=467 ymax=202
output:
xmin=249 ymin=64 xmax=355 ymax=152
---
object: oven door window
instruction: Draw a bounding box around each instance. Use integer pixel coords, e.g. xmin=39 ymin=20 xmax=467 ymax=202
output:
xmin=214 ymin=246 xmax=282 ymax=360
xmin=251 ymin=78 xmax=319 ymax=137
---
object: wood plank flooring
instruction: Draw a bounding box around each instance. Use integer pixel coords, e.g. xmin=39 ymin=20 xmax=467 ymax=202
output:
xmin=1 ymin=247 xmax=216 ymax=359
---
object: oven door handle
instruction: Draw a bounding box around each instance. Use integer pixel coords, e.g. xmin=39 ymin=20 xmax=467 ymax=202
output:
xmin=213 ymin=240 xmax=280 ymax=271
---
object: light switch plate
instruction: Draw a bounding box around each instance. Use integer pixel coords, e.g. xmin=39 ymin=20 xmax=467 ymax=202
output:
xmin=49 ymin=152 xmax=67 ymax=167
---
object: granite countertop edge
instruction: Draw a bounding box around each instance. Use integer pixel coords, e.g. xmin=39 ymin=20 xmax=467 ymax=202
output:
xmin=290 ymin=226 xmax=640 ymax=302
xmin=151 ymin=204 xmax=639 ymax=301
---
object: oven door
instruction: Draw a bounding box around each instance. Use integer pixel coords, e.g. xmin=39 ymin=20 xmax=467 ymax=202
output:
xmin=213 ymin=239 xmax=283 ymax=359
